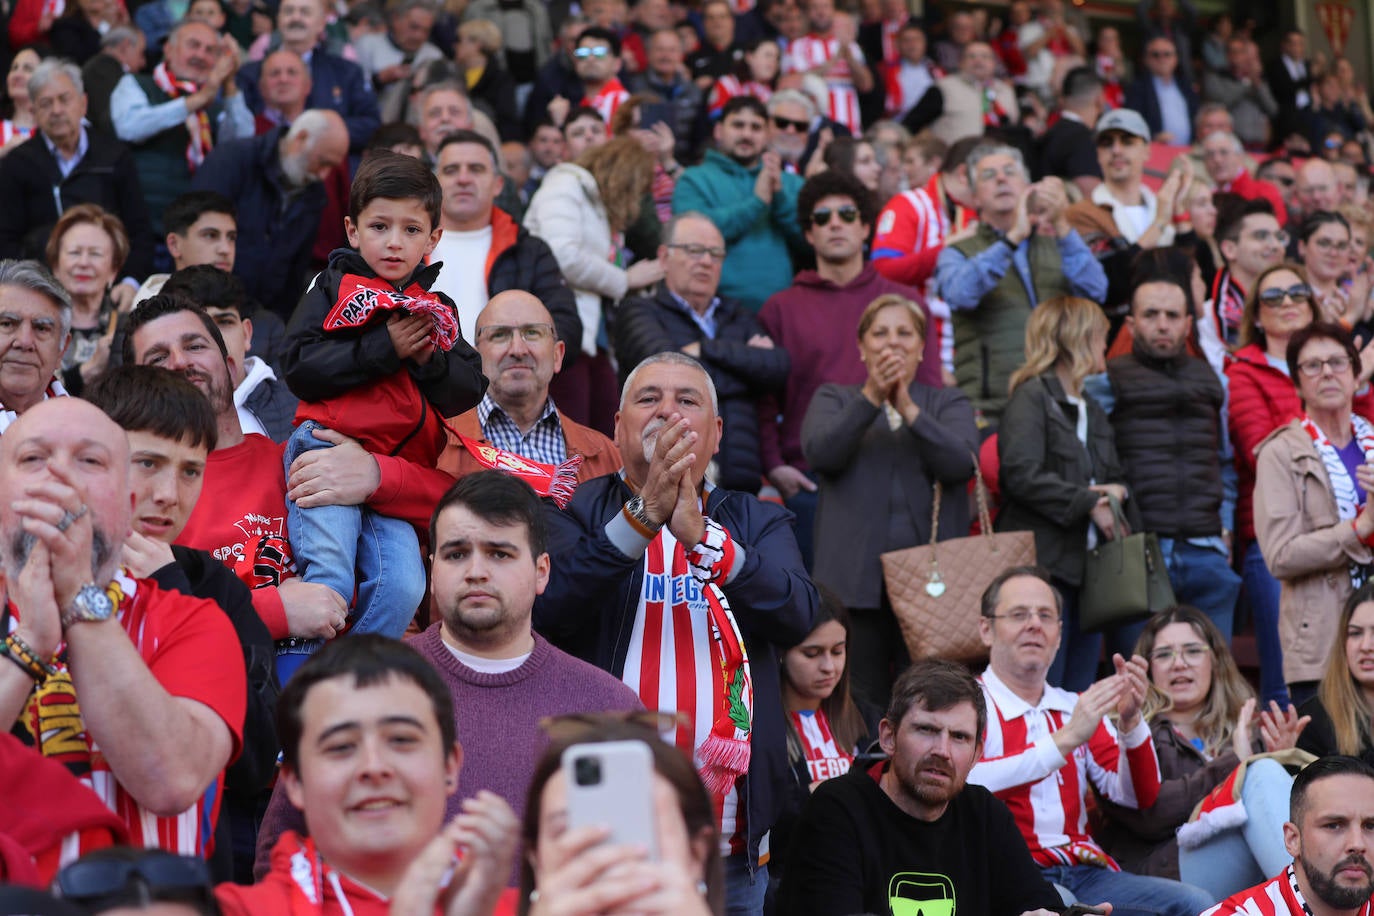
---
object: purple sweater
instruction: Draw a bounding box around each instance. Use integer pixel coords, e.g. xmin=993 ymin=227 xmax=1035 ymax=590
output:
xmin=253 ymin=626 xmax=643 ymax=880
xmin=757 ymin=265 xmax=942 ymax=473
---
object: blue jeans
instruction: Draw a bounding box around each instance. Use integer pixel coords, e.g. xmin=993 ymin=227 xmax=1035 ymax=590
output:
xmin=1111 ymin=540 xmax=1242 ymax=658
xmin=284 ymin=421 xmax=425 ymax=639
xmin=724 ymin=855 xmax=766 ymax=916
xmin=1243 ymin=539 xmax=1290 ymax=706
xmin=1043 ymin=863 xmax=1214 ymax=916
xmin=1178 ymin=758 xmax=1293 ymax=903
xmin=1047 ymin=581 xmax=1103 ymax=692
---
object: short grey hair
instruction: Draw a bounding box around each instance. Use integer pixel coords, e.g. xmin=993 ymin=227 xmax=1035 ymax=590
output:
xmin=619 ymin=352 xmax=719 ymax=415
xmin=768 ymin=88 xmax=816 ymax=121
xmin=966 ymin=142 xmax=1027 ymax=190
xmin=387 ymin=0 xmax=437 ymax=19
xmin=28 ymin=58 xmax=83 ymax=100
xmin=663 ymin=210 xmax=721 ymax=246
xmin=1202 ymin=130 xmax=1243 ymax=153
xmin=0 ymin=260 xmax=73 ymax=337
xmin=100 ymin=25 xmax=142 ymax=50
xmin=286 ymin=109 xmax=333 ymax=148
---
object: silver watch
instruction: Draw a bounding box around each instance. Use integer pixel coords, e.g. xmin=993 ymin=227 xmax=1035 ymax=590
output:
xmin=625 ymin=495 xmax=662 ymax=532
xmin=60 ymin=583 xmax=115 ymax=629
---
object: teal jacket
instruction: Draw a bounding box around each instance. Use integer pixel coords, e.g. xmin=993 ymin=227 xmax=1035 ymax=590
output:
xmin=672 ymin=148 xmax=805 ymax=312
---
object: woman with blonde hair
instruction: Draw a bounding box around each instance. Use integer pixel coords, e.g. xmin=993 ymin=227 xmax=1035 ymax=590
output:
xmin=1301 ymin=580 xmax=1374 ymax=763
xmin=524 ymin=135 xmax=663 ymax=434
xmin=455 ymin=18 xmax=520 ymax=141
xmin=997 ymin=296 xmax=1136 ymax=689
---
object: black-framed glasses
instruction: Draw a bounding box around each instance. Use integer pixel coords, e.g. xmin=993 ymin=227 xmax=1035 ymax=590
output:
xmin=667 ymin=242 xmax=726 ymax=261
xmin=574 ymin=45 xmax=611 ymax=59
xmin=476 ymin=323 xmax=556 ymax=344
xmin=56 ymin=851 xmax=213 ymax=909
xmin=811 ymin=205 xmax=859 ymax=227
xmin=1297 ymin=355 xmax=1353 ymax=377
xmin=771 ymin=115 xmax=808 ymax=132
xmin=1257 ymin=283 xmax=1313 ymax=307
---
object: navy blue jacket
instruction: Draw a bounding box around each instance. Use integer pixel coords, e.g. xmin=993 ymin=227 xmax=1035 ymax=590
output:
xmin=534 ymin=474 xmax=818 ymax=870
xmin=1123 ymin=74 xmax=1200 ymax=141
xmin=191 ymin=127 xmax=328 ymax=316
xmin=238 ymin=48 xmax=381 ymax=152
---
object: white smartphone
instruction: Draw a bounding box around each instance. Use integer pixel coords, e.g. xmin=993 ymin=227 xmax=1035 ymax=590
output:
xmin=561 ymin=739 xmax=659 ymax=860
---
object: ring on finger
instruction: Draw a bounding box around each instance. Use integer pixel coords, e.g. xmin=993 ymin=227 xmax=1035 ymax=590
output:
xmin=56 ymin=504 xmax=89 ymax=533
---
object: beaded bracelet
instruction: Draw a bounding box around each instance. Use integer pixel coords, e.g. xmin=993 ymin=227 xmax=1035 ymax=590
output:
xmin=1 ymin=632 xmax=58 ymax=682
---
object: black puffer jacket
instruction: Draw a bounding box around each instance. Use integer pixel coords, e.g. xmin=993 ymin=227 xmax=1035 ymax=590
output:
xmin=614 ymin=287 xmax=790 ymax=493
xmin=1107 ymin=346 xmax=1226 ymax=538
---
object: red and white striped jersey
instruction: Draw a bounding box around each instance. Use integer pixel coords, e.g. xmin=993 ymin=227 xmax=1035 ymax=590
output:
xmin=585 ymin=78 xmax=631 ymax=128
xmin=969 ymin=667 xmax=1162 ymax=869
xmin=791 ymin=709 xmax=852 ymax=783
xmin=621 ymin=527 xmax=743 ymax=855
xmin=784 ymin=34 xmax=864 ymax=134
xmin=1202 ymin=865 xmax=1374 ymax=915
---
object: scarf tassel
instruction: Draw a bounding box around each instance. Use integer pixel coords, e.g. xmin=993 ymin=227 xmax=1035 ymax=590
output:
xmin=548 ymin=455 xmax=583 ymax=509
xmin=698 ymin=733 xmax=751 ymax=797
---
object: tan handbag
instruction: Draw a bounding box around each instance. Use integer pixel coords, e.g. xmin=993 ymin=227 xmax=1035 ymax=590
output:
xmin=879 ymin=465 xmax=1037 ymax=664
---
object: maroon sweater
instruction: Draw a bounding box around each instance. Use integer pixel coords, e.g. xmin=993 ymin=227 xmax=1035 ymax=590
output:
xmin=253 ymin=627 xmax=642 ymax=882
xmin=757 ymin=265 xmax=942 ymax=473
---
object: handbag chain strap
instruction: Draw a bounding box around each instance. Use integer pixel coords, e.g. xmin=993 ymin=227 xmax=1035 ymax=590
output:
xmin=925 ymin=453 xmax=992 ymax=580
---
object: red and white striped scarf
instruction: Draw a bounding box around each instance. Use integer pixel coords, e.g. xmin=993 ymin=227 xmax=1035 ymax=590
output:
xmin=152 ymin=62 xmax=214 ymax=173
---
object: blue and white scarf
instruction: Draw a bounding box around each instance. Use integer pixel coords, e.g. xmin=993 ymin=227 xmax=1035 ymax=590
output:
xmin=1303 ymin=412 xmax=1374 ymax=586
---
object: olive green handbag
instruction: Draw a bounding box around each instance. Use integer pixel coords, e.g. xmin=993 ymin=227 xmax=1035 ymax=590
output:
xmin=1079 ymin=494 xmax=1176 ymax=632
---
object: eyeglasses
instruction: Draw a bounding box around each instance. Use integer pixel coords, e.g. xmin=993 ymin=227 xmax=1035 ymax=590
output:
xmin=1312 ymin=237 xmax=1352 ymax=253
xmin=1297 ymin=355 xmax=1353 ymax=377
xmin=771 ymin=115 xmax=809 ymax=132
xmin=1246 ymin=228 xmax=1291 ymax=246
xmin=56 ymin=851 xmax=213 ymax=908
xmin=1270 ymin=175 xmax=1297 ymax=187
xmin=573 ymin=45 xmax=612 ymax=58
xmin=1149 ymin=643 xmax=1211 ymax=665
xmin=988 ymin=608 xmax=1061 ymax=627
xmin=1257 ymin=283 xmax=1313 ymax=307
xmin=811 ymin=205 xmax=859 ymax=227
xmin=667 ymin=242 xmax=727 ymax=261
xmin=475 ymin=323 xmax=556 ymax=344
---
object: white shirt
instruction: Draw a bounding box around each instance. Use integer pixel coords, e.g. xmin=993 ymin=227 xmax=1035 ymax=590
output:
xmin=430 ymin=225 xmax=494 ymax=340
xmin=443 ymin=640 xmax=530 ymax=674
xmin=1091 ymin=182 xmax=1171 ymax=245
xmin=1282 ymin=54 xmax=1311 ymax=109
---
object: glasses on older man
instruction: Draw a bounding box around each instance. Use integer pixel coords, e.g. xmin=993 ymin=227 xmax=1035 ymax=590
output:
xmin=475 ymin=323 xmax=555 ymax=344
xmin=667 ymin=243 xmax=726 ymax=261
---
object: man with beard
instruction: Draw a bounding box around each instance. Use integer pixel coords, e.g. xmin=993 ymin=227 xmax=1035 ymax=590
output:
xmin=1205 ymin=755 xmax=1374 ymax=916
xmin=968 ymin=567 xmax=1214 ymax=915
xmin=191 ymin=109 xmax=348 ymax=317
xmin=674 ymin=95 xmax=806 ymax=312
xmin=123 ymin=294 xmax=348 ymax=673
xmin=777 ymin=659 xmax=1069 ymax=915
xmin=0 ymin=396 xmax=245 ymax=862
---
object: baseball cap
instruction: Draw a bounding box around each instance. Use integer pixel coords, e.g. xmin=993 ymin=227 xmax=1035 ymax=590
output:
xmin=1094 ymin=108 xmax=1152 ymax=143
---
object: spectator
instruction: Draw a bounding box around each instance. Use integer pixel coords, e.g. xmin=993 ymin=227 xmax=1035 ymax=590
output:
xmin=880 ymin=21 xmax=937 ymax=124
xmin=1013 ymin=0 xmax=1085 ymax=104
xmin=764 ymin=86 xmax=816 ymax=172
xmin=1137 ymin=0 xmax=1196 ymax=93
xmin=1097 ymin=607 xmax=1301 ymax=900
xmin=413 ymin=80 xmax=474 ymax=163
xmin=674 ymin=95 xmax=804 ymax=312
xmin=161 ymin=266 xmax=297 ymax=443
xmin=897 ymin=130 xmax=945 ymax=196
xmin=191 ymin=109 xmax=348 ymax=316
xmin=1266 ymin=30 xmax=1313 ymax=137
xmin=525 ymin=119 xmax=565 ymax=193
xmin=820 ymin=135 xmax=880 ymax=192
xmin=627 ymin=29 xmax=705 ymax=163
xmin=0 ymin=394 xmax=246 ymax=859
xmin=1299 ymin=581 xmax=1374 ymax=763
xmin=778 ymin=657 xmax=1067 ymax=915
xmin=572 ymin=26 xmax=631 ymax=126
xmin=1177 ymin=175 xmax=1221 ymax=291
xmin=1203 ymin=755 xmax=1374 ymax=915
xmin=219 ymin=636 xmax=518 ymax=913
xmin=1204 ymin=198 xmax=1285 ymax=357
xmin=83 ymin=27 xmax=147 ymax=137
xmin=0 ymin=261 xmax=75 ymax=428
xmin=352 ymin=0 xmax=444 ymax=123
xmin=801 ymin=292 xmax=976 ymax=709
xmin=50 ymin=0 xmax=123 ymax=66
xmin=1334 ymin=58 xmax=1374 ymax=133
xmin=968 ymin=566 xmax=1214 ymax=914
xmin=689 ymin=0 xmax=741 ymax=90
xmin=905 ymin=41 xmax=1018 ymax=144
xmin=1200 ymin=13 xmax=1231 ymax=76
xmin=855 ymin=0 xmax=907 ymax=71
xmin=524 ymin=14 xmax=589 ymax=138
xmin=247 ymin=50 xmax=312 ymax=133
xmin=784 ymin=0 xmax=872 ymax=135
xmin=1035 ymin=65 xmax=1104 ymax=195
xmin=54 ymin=848 xmax=217 ymax=914
xmin=1293 ymin=158 xmax=1340 ymax=229
xmin=0 ymin=59 xmax=154 ymax=284
xmin=934 ymin=143 xmax=1107 ymax=426
xmin=1124 ymin=35 xmax=1198 ymax=146
xmin=1304 ymin=71 xmax=1368 ymax=151
xmin=535 ymin=351 xmax=820 ymax=913
xmin=463 ymin=0 xmax=553 ymax=97
xmin=1255 ymin=321 xmax=1374 ymax=706
xmin=455 ymin=18 xmax=520 ymax=142
xmin=132 ymin=191 xmax=236 ymax=306
xmin=111 ymin=19 xmax=255 ymax=235
xmin=1257 ymin=157 xmax=1299 ymax=216
xmin=1093 ymin=25 xmax=1128 ymax=110
xmin=500 ymin=141 xmax=531 ymax=201
xmin=0 ymin=49 xmax=39 ymax=158
xmin=429 ymin=130 xmax=579 ymax=348
xmin=1298 ymin=211 xmax=1370 ymax=328
xmin=931 ymin=10 xmax=974 ymax=73
xmin=615 ymin=211 xmax=789 ymax=494
xmin=524 ymin=135 xmax=660 ymax=434
xmin=995 ymin=299 xmax=1134 ymax=690
xmin=44 ymin=204 xmax=127 ymax=394
xmin=560 ymin=105 xmax=606 ymax=159
xmin=1201 ymin=37 xmax=1279 ymax=150
xmin=1332 ymin=161 xmax=1360 ymax=207
xmin=1200 ymin=130 xmax=1288 ymax=225
xmin=1103 ymin=272 xmax=1240 ymax=643
xmin=708 ymin=39 xmax=779 ymax=126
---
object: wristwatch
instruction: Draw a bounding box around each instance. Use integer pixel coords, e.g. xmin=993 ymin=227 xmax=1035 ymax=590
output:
xmin=625 ymin=495 xmax=662 ymax=533
xmin=60 ymin=583 xmax=115 ymax=629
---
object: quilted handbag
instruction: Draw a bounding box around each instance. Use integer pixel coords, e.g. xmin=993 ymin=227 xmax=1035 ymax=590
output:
xmin=879 ymin=463 xmax=1037 ymax=663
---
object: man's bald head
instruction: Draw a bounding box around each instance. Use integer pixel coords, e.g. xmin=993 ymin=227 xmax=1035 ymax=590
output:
xmin=473 ymin=291 xmax=564 ymax=410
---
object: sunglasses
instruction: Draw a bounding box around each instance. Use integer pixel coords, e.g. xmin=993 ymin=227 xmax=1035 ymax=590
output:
xmin=574 ymin=45 xmax=612 ymax=58
xmin=57 ymin=852 xmax=213 ymax=907
xmin=1257 ymin=283 xmax=1313 ymax=307
xmin=811 ymin=205 xmax=859 ymax=227
xmin=771 ymin=115 xmax=809 ymax=132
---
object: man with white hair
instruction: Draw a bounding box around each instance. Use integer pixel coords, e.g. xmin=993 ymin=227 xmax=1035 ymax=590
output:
xmin=191 ymin=109 xmax=349 ymax=315
xmin=766 ymin=86 xmax=818 ymax=170
xmin=1200 ymin=129 xmax=1288 ymax=224
xmin=0 ymin=260 xmax=75 ymax=430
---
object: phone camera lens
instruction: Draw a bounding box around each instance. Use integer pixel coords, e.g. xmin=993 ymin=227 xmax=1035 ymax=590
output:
xmin=574 ymin=756 xmax=602 ymax=787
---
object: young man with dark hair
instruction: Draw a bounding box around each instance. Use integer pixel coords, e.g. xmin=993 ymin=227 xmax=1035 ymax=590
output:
xmin=85 ymin=364 xmax=280 ymax=883
xmin=1205 ymin=756 xmax=1374 ymax=915
xmin=779 ymin=658 xmax=1069 ymax=915
xmin=218 ymin=635 xmax=518 ymax=915
xmin=1206 ymin=197 xmax=1285 ymax=351
xmin=133 ymin=191 xmax=239 ymax=304
xmin=573 ymin=26 xmax=630 ymax=124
